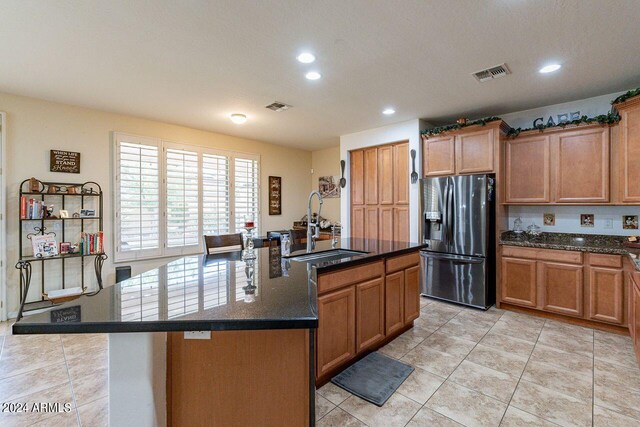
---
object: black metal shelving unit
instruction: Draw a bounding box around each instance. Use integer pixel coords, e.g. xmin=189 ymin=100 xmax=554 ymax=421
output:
xmin=15 ymin=179 xmax=108 ymax=319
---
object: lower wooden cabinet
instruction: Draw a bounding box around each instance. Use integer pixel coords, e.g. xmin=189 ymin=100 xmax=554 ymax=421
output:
xmin=538 ymin=262 xmax=583 ymax=317
xmin=356 ymin=278 xmax=385 ymax=353
xmin=317 ymin=286 xmax=356 ymax=377
xmin=385 ymin=271 xmax=404 ymax=335
xmin=501 ymin=257 xmax=537 ymax=307
xmin=632 ymin=275 xmax=640 ymax=363
xmin=404 ymin=265 xmax=421 ymax=323
xmin=589 ymin=267 xmax=624 ymax=324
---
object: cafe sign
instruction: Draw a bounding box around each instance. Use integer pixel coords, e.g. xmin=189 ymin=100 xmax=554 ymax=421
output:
xmin=50 ymin=150 xmax=81 ymax=173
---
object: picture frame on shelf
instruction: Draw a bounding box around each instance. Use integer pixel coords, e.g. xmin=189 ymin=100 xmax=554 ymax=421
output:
xmin=80 ymin=209 xmax=95 ymax=217
xmin=59 ymin=242 xmax=71 ymax=254
xmin=59 ymin=210 xmax=69 ymax=218
xmin=31 ymin=234 xmax=58 ymax=258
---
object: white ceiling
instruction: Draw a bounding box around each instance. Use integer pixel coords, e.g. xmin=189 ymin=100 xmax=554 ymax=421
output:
xmin=1 ymin=0 xmax=639 ymax=150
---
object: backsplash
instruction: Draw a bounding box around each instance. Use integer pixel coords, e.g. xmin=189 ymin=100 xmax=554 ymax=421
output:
xmin=508 ymin=205 xmax=640 ymax=236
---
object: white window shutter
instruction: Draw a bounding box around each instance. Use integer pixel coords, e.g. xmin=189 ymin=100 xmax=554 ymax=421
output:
xmin=233 ymin=157 xmax=260 ymax=233
xmin=202 ymin=153 xmax=231 ymax=236
xmin=165 ymin=148 xmax=199 ymax=249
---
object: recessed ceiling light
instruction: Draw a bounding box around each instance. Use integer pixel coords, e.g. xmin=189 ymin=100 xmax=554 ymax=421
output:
xmin=539 ymin=64 xmax=561 ymax=74
xmin=305 ymin=71 xmax=322 ymax=80
xmin=382 ymin=108 xmax=396 ymax=115
xmin=297 ymin=52 xmax=315 ymax=64
xmin=229 ymin=113 xmax=247 ymax=124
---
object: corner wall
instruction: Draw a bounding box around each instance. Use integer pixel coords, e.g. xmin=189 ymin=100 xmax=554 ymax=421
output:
xmin=310 ymin=145 xmax=341 ymax=224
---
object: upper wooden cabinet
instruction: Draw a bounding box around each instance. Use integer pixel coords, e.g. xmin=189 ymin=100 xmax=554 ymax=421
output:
xmin=423 ymin=135 xmax=455 ymax=176
xmin=505 ymin=135 xmax=551 ymax=203
xmin=616 ymin=96 xmax=640 ymax=203
xmin=554 ymin=127 xmax=610 ymax=203
xmin=350 ymin=150 xmax=364 ymax=206
xmin=364 ymin=148 xmax=378 ymax=205
xmin=455 ymin=129 xmax=495 ymax=174
xmin=393 ymin=143 xmax=410 ymax=204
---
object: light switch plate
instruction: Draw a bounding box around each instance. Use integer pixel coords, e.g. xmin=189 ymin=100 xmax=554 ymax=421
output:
xmin=604 ymin=218 xmax=613 ymax=229
xmin=184 ymin=331 xmax=211 ymax=340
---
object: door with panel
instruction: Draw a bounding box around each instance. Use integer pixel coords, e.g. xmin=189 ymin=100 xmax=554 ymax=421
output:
xmin=364 ymin=207 xmax=379 ymax=240
xmin=356 ymin=278 xmax=385 ymax=353
xmin=538 ymin=261 xmax=584 ymax=317
xmin=617 ymin=99 xmax=640 ymax=203
xmin=554 ymin=127 xmax=610 ymax=203
xmin=423 ymin=135 xmax=455 ymax=176
xmin=393 ymin=142 xmax=410 ymax=204
xmin=317 ymin=287 xmax=356 ymax=377
xmin=455 ymin=129 xmax=495 ymax=174
xmin=403 ymin=265 xmax=420 ymax=324
xmin=505 ymin=135 xmax=551 ymax=203
xmin=634 ymin=276 xmax=640 ymax=362
xmin=364 ymin=147 xmax=378 ymax=205
xmin=588 ymin=267 xmax=624 ymax=325
xmin=378 ymin=145 xmax=394 ymax=205
xmin=379 ymin=207 xmax=393 ymax=242
xmin=393 ymin=207 xmax=409 ymax=243
xmin=385 ymin=271 xmax=404 ymax=335
xmin=350 ymin=149 xmax=365 ymax=206
xmin=500 ymin=257 xmax=537 ymax=307
xmin=351 ymin=206 xmax=365 ymax=239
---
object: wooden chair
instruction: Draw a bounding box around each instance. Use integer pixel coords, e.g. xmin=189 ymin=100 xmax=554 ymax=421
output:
xmin=203 ymin=233 xmax=244 ymax=254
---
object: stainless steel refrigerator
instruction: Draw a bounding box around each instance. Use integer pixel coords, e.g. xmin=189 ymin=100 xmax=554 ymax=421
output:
xmin=419 ymin=174 xmax=495 ymax=309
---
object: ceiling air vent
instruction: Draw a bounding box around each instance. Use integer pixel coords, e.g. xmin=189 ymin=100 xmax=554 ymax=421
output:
xmin=265 ymin=101 xmax=292 ymax=112
xmin=472 ymin=63 xmax=510 ymax=82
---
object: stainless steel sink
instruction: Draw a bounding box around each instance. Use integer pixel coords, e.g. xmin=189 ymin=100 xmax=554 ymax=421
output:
xmin=288 ymin=249 xmax=368 ymax=263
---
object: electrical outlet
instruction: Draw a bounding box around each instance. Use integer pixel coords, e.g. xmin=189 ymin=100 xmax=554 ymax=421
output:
xmin=604 ymin=218 xmax=613 ymax=229
xmin=184 ymin=331 xmax=211 ymax=340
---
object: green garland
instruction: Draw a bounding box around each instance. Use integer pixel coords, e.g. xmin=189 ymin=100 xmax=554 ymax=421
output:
xmin=611 ymin=87 xmax=640 ymax=105
xmin=421 ymin=116 xmax=502 ymax=137
xmin=505 ymin=111 xmax=620 ymax=138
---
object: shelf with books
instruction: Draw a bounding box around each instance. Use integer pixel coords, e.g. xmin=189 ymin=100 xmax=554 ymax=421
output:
xmin=16 ymin=179 xmax=108 ymax=320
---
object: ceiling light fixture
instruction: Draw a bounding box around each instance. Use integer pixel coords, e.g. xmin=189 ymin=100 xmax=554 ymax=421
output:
xmin=229 ymin=113 xmax=247 ymax=124
xmin=297 ymin=52 xmax=316 ymax=64
xmin=305 ymin=71 xmax=322 ymax=80
xmin=539 ymin=64 xmax=562 ymax=74
xmin=382 ymin=108 xmax=396 ymax=115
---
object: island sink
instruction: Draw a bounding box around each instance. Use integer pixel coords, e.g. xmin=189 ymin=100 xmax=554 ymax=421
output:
xmin=287 ymin=248 xmax=368 ymax=262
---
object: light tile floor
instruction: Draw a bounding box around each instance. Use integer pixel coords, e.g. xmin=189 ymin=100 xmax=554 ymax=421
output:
xmin=1 ymin=297 xmax=639 ymax=426
xmin=317 ymin=297 xmax=640 ymax=427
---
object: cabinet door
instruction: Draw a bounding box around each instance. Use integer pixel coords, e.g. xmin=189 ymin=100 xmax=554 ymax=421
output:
xmin=385 ymin=271 xmax=404 ymax=335
xmin=393 ymin=142 xmax=410 ymax=204
xmin=317 ymin=287 xmax=356 ymax=377
xmin=633 ymin=276 xmax=640 ymax=363
xmin=350 ymin=150 xmax=365 ymax=205
xmin=621 ymin=105 xmax=640 ymax=202
xmin=455 ymin=129 xmax=494 ymax=174
xmin=589 ymin=267 xmax=624 ymax=325
xmin=351 ymin=206 xmax=365 ymax=239
xmin=378 ymin=145 xmax=394 ymax=205
xmin=393 ymin=206 xmax=410 ymax=243
xmin=364 ymin=148 xmax=378 ymax=205
xmin=364 ymin=207 xmax=379 ymax=240
xmin=554 ymin=127 xmax=609 ymax=203
xmin=356 ymin=278 xmax=385 ymax=353
xmin=538 ymin=262 xmax=583 ymax=317
xmin=379 ymin=207 xmax=393 ymax=242
xmin=501 ymin=257 xmax=537 ymax=307
xmin=423 ymin=135 xmax=455 ymax=176
xmin=505 ymin=135 xmax=551 ymax=203
xmin=404 ymin=265 xmax=420 ymax=324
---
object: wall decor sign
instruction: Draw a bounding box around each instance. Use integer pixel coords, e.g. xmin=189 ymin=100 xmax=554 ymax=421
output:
xmin=319 ymin=176 xmax=340 ymax=198
xmin=268 ymin=176 xmax=282 ymax=215
xmin=580 ymin=214 xmax=594 ymax=227
xmin=50 ymin=305 xmax=81 ymax=323
xmin=50 ymin=150 xmax=81 ymax=173
xmin=532 ymin=111 xmax=581 ymax=128
xmin=543 ymin=213 xmax=555 ymax=226
xmin=623 ymin=215 xmax=639 ymax=230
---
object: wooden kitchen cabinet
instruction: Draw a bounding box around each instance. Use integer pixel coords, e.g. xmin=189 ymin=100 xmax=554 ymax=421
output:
xmin=505 ymin=135 xmax=551 ymax=203
xmin=538 ymin=262 xmax=584 ymax=317
xmin=404 ymin=265 xmax=421 ymax=324
xmin=364 ymin=148 xmax=379 ymax=205
xmin=632 ymin=273 xmax=640 ymax=363
xmin=588 ymin=266 xmax=624 ymax=325
xmin=365 ymin=207 xmax=379 ymax=240
xmin=616 ymin=96 xmax=640 ymax=203
xmin=356 ymin=278 xmax=385 ymax=353
xmin=393 ymin=143 xmax=410 ymax=204
xmin=501 ymin=257 xmax=537 ymax=308
xmin=351 ymin=206 xmax=365 ymax=239
xmin=350 ymin=149 xmax=365 ymax=206
xmin=317 ymin=286 xmax=356 ymax=377
xmin=423 ymin=135 xmax=455 ymax=176
xmin=385 ymin=271 xmax=404 ymax=335
xmin=455 ymin=129 xmax=495 ymax=174
xmin=379 ymin=207 xmax=394 ymax=242
xmin=378 ymin=145 xmax=394 ymax=205
xmin=554 ymin=127 xmax=610 ymax=203
xmin=393 ymin=207 xmax=410 ymax=243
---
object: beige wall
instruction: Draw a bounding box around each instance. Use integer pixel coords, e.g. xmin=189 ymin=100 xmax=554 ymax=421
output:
xmin=1 ymin=91 xmax=312 ymax=316
xmin=311 ymin=145 xmax=341 ymax=224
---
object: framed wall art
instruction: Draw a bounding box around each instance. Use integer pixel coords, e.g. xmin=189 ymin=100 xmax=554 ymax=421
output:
xmin=268 ymin=176 xmax=281 ymax=215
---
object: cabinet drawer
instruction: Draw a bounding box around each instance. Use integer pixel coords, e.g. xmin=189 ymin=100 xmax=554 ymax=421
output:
xmin=318 ymin=261 xmax=384 ymax=294
xmin=501 ymin=246 xmax=582 ymax=264
xmin=386 ymin=252 xmax=419 ymax=273
xmin=589 ymin=253 xmax=623 ymax=268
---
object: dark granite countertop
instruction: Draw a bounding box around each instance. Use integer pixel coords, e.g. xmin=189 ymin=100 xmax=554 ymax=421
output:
xmin=13 ymin=238 xmax=425 ymax=334
xmin=500 ymin=231 xmax=640 ymax=271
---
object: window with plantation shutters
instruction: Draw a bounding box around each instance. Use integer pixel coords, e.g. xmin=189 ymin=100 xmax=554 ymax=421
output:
xmin=165 ymin=147 xmax=199 ymax=251
xmin=114 ymin=133 xmax=260 ymax=262
xmin=115 ymin=135 xmax=161 ymax=260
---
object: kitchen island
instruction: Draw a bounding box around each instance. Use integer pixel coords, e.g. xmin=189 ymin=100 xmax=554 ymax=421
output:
xmin=13 ymin=238 xmax=425 ymax=426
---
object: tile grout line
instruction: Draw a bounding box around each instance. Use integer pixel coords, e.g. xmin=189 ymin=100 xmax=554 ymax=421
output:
xmin=60 ymin=337 xmax=82 ymax=427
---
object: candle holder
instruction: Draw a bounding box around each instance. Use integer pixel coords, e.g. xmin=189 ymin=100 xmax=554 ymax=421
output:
xmin=242 ymin=226 xmax=256 ymax=259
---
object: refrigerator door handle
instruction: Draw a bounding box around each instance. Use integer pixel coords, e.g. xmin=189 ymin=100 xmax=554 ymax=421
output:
xmin=446 ymin=179 xmax=454 ymax=245
xmin=420 ymin=252 xmax=484 ymax=264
